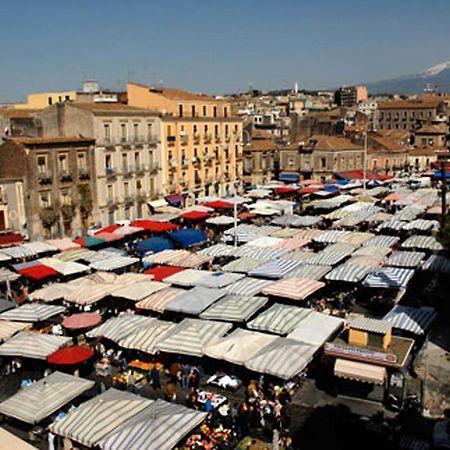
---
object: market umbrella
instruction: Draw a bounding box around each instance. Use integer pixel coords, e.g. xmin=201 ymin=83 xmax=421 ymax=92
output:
xmin=47 ymin=346 xmax=94 ymax=365
xmin=62 ymin=312 xmax=101 ymax=330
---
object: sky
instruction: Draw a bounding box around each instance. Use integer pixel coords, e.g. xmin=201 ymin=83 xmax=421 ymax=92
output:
xmin=1 ymin=0 xmax=450 ymax=101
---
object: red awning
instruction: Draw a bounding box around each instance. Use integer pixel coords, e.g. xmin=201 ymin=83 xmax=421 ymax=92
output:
xmin=180 ymin=211 xmax=211 ymax=221
xmin=203 ymin=200 xmax=234 ymax=210
xmin=131 ymin=220 xmax=179 ymax=232
xmin=298 ymin=186 xmax=320 ymax=194
xmin=0 ymin=233 xmax=24 ymax=248
xmin=275 ymin=187 xmax=297 ymax=195
xmin=94 ymin=224 xmax=122 ymax=235
xmin=47 ymin=346 xmax=94 ymax=365
xmin=237 ymin=212 xmax=256 ymax=220
xmin=17 ymin=264 xmax=59 ymax=280
xmin=62 ymin=312 xmax=102 ymax=330
xmin=143 ymin=265 xmax=185 ymax=281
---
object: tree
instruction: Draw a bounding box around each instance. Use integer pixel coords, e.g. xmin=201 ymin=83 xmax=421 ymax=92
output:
xmin=61 ymin=203 xmax=76 ymax=236
xmin=39 ymin=206 xmax=59 ymax=238
xmin=78 ymin=184 xmax=93 ymax=234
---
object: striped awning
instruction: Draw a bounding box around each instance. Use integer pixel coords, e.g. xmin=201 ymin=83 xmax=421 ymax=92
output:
xmin=0 ymin=304 xmax=65 ymax=322
xmin=313 ymin=230 xmax=351 ymax=244
xmin=45 ymin=239 xmax=81 ymax=252
xmin=87 ymin=314 xmax=156 ymax=343
xmin=0 ymin=321 xmax=31 ymax=343
xmin=0 ymin=246 xmax=37 ymax=259
xmin=222 ymin=258 xmax=266 ymax=274
xmin=193 ymin=271 xmax=245 ymax=288
xmin=334 ymin=358 xmax=386 ymax=385
xmin=163 ymin=269 xmax=209 ymax=287
xmin=337 ymin=232 xmax=374 ymax=247
xmin=54 ymin=248 xmax=97 ymax=262
xmin=273 ymin=236 xmax=311 ymax=250
xmin=378 ymin=219 xmax=407 ymax=232
xmin=136 ymin=288 xmax=185 ymax=313
xmin=270 ymin=228 xmax=304 ymax=238
xmin=285 ymin=264 xmax=332 ymax=280
xmin=224 ymin=277 xmax=274 ymax=296
xmin=156 ymin=319 xmax=232 ymax=357
xmin=0 ymin=252 xmax=12 ymax=262
xmin=394 ymin=205 xmax=426 ymax=221
xmin=362 ymin=267 xmax=415 ymax=289
xmin=281 ymin=251 xmax=315 ymax=263
xmin=90 ymin=255 xmax=139 ymax=271
xmin=306 ymin=250 xmax=350 ymax=266
xmin=50 ymin=389 xmax=152 ymax=448
xmin=386 ymin=251 xmax=426 ymax=268
xmin=422 ymin=255 xmax=450 ymax=273
xmin=402 ymin=219 xmax=439 ymax=232
xmin=231 ymin=245 xmax=292 ymax=260
xmin=261 ymin=277 xmax=325 ymax=301
xmin=39 ymin=258 xmax=90 ymax=276
xmin=143 ymin=250 xmax=213 ymax=268
xmin=0 ymin=267 xmax=21 ymax=283
xmin=249 ymin=259 xmax=304 ymax=279
xmin=353 ymin=246 xmax=391 ymax=258
xmin=247 ymin=304 xmax=312 ymax=335
xmin=200 ymin=295 xmax=268 ymax=322
xmin=113 ymin=281 xmax=169 ymax=301
xmin=198 ymin=244 xmax=235 ymax=257
xmin=119 ymin=320 xmax=177 ymax=354
xmin=348 ymin=255 xmax=384 ymax=267
xmin=0 ymin=371 xmax=94 ymax=424
xmin=164 ymin=287 xmax=226 ymax=315
xmin=245 ymin=337 xmax=318 ymax=380
xmin=0 ymin=332 xmax=70 ymax=359
xmin=28 ymin=284 xmax=80 ymax=303
xmin=98 ymin=399 xmax=207 ymax=450
xmin=383 ymin=305 xmax=437 ymax=335
xmin=291 ymin=215 xmax=322 ymax=227
xmin=325 ymin=263 xmax=374 ymax=283
xmin=401 ymin=235 xmax=443 ymax=251
xmin=364 ymin=235 xmax=400 ymax=248
xmin=243 ymin=236 xmax=284 ymax=248
xmin=205 ymin=329 xmax=279 ymax=365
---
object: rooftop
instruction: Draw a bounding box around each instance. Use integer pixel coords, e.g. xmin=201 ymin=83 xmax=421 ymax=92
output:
xmin=129 ymin=82 xmax=222 ymax=102
xmin=350 ymin=316 xmax=392 ymax=334
xmin=378 ymin=98 xmax=443 ymax=110
xmin=306 ymin=135 xmax=361 ymax=151
xmin=8 ymin=136 xmax=95 ymax=145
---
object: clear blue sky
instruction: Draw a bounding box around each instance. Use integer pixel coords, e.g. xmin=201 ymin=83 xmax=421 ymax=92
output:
xmin=1 ymin=0 xmax=450 ymax=101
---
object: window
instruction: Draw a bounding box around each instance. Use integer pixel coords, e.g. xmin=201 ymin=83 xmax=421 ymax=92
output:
xmin=48 ymin=97 xmax=53 ymax=105
xmin=149 ymin=150 xmax=154 ymax=166
xmin=225 ymin=125 xmax=229 ymax=135
xmin=65 ymin=95 xmax=70 ymax=101
xmin=107 ymin=184 xmax=113 ymax=200
xmin=367 ymin=333 xmax=384 ymax=348
xmin=421 ymin=138 xmax=427 ymax=146
xmin=167 ymin=125 xmax=172 ymax=136
xmin=224 ymin=107 xmax=228 ymax=117
xmin=120 ymin=123 xmax=127 ymax=142
xmin=77 ymin=153 xmax=86 ymax=170
xmin=124 ymin=182 xmax=129 ymax=197
xmin=37 ymin=155 xmax=47 ymax=173
xmin=133 ymin=123 xmax=139 ymax=141
xmin=58 ymin=96 xmax=62 ymax=102
xmin=136 ymin=180 xmax=142 ymax=192
xmin=321 ymin=157 xmax=326 ymax=169
xmin=122 ymin=153 xmax=128 ymax=169
xmin=214 ymin=124 xmax=219 ymax=136
xmin=179 ymin=104 xmax=184 ymax=117
xmin=194 ymin=148 xmax=198 ymax=157
xmin=105 ymin=154 xmax=112 ymax=169
xmin=373 ymin=159 xmax=378 ymax=169
xmin=192 ymin=105 xmax=196 ymax=117
xmin=134 ymin=152 xmax=140 ymax=169
xmin=61 ymin=190 xmax=70 ymax=205
xmin=147 ymin=123 xmax=153 ymax=140
xmin=58 ymin=154 xmax=67 ymax=172
xmin=213 ymin=106 xmax=217 ymax=117
xmin=104 ymin=123 xmax=111 ymax=142
xmin=203 ymin=105 xmax=207 ymax=116
xmin=193 ymin=125 xmax=197 ymax=134
xmin=39 ymin=192 xmax=51 ymax=207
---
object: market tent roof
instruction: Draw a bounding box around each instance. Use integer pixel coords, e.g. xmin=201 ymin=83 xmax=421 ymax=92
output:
xmin=337 ymin=232 xmax=374 ymax=247
xmin=325 ymin=263 xmax=374 ymax=283
xmin=72 ymin=236 xmax=106 ymax=248
xmin=193 ymin=271 xmax=245 ymax=288
xmin=168 ymin=229 xmax=208 ymax=248
xmin=205 ymin=329 xmax=279 ymax=365
xmin=247 ymin=304 xmax=312 ymax=335
xmin=143 ymin=249 xmax=213 ymax=268
xmin=203 ymin=200 xmax=234 ymax=210
xmin=224 ymin=277 xmax=274 ymax=296
xmin=164 ymin=286 xmax=226 ymax=315
xmin=17 ymin=263 xmax=59 ymax=280
xmin=163 ymin=268 xmax=209 ymax=287
xmin=200 ymin=295 xmax=268 ymax=322
xmin=0 ymin=245 xmax=37 ymax=259
xmin=249 ymin=259 xmax=304 ymax=279
xmin=28 ymin=284 xmax=76 ymax=303
xmin=362 ymin=267 xmax=415 ymax=289
xmin=386 ymin=251 xmax=426 ymax=268
xmin=348 ymin=255 xmax=384 ymax=267
xmin=401 ymin=235 xmax=444 ymax=251
xmin=143 ymin=265 xmax=185 ymax=281
xmin=285 ymin=264 xmax=332 ymax=280
xmin=98 ymin=399 xmax=207 ymax=450
xmin=402 ymin=219 xmax=439 ymax=232
xmin=47 ymin=346 xmax=94 ymax=365
xmin=0 ymin=267 xmax=21 ymax=283
xmin=198 ymin=243 xmax=235 ymax=257
xmin=245 ymin=337 xmax=317 ymax=379
xmin=240 ymin=236 xmax=284 ymax=248
xmin=364 ymin=235 xmax=400 ymax=248
xmin=94 ymin=224 xmax=122 ymax=235
xmin=378 ymin=219 xmax=406 ymax=232
xmin=205 ymin=215 xmax=236 ymax=226
xmin=306 ymin=250 xmax=350 ymax=266
xmin=62 ymin=312 xmax=102 ymax=330
xmin=0 ymin=298 xmax=16 ymax=314
xmin=313 ymin=230 xmax=351 ymax=244
xmin=90 ymin=255 xmax=139 ymax=271
xmin=0 ymin=332 xmax=70 ymax=359
xmin=0 ymin=251 xmax=11 ymax=262
xmin=0 ymin=427 xmax=37 ymax=449
xmin=281 ymin=251 xmax=315 ymax=263
xmin=0 ymin=321 xmax=31 ymax=343
xmin=156 ymin=318 xmax=232 ymax=357
xmin=136 ymin=287 xmax=185 ymax=313
xmin=50 ymin=389 xmax=152 ymax=448
xmin=353 ymin=246 xmax=392 ymax=258
xmin=287 ymin=312 xmax=344 ymax=346
xmin=270 ymin=228 xmax=303 ymax=238
xmin=54 ymin=248 xmax=96 ymax=262
xmin=113 ymin=280 xmax=169 ymax=301
xmin=87 ymin=314 xmax=156 ymax=343
xmin=383 ymin=305 xmax=437 ymax=335
xmin=231 ymin=245 xmax=292 ymax=261
xmin=45 ymin=238 xmax=81 ymax=252
xmin=0 ymin=371 xmax=94 ymax=424
xmin=0 ymin=303 xmax=65 ymax=322
xmin=261 ymin=277 xmax=325 ymax=301
xmin=273 ymin=236 xmax=311 ymax=250
xmin=130 ymin=220 xmax=179 ymax=232
xmin=422 ymin=255 xmax=450 ymax=273
xmin=222 ymin=257 xmax=266 ymax=274
xmin=118 ymin=320 xmax=176 ymax=354
xmin=334 ymin=358 xmax=386 ymax=385
xmin=39 ymin=258 xmax=90 ymax=276
xmin=112 ymin=225 xmax=144 ymax=236
xmin=0 ymin=233 xmax=23 ymax=247
xmin=134 ymin=237 xmax=174 ymax=254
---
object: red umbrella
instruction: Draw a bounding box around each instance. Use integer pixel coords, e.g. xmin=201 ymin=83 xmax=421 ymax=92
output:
xmin=275 ymin=186 xmax=297 ymax=195
xmin=47 ymin=346 xmax=94 ymax=365
xmin=180 ymin=210 xmax=211 ymax=221
xmin=130 ymin=220 xmax=179 ymax=232
xmin=62 ymin=312 xmax=101 ymax=330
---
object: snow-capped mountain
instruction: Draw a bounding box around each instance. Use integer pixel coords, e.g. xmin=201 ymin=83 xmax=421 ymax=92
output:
xmin=365 ymin=61 xmax=450 ymax=94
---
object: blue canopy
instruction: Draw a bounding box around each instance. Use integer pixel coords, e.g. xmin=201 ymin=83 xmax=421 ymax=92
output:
xmin=433 ymin=170 xmax=450 ymax=179
xmin=336 ymin=179 xmax=349 ymax=185
xmin=169 ymin=229 xmax=208 ymax=248
xmin=134 ymin=237 xmax=174 ymax=254
xmin=323 ymin=185 xmax=340 ymax=193
xmin=279 ymin=173 xmax=300 ymax=183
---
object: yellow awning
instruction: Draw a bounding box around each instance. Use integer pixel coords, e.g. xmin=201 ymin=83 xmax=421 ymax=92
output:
xmin=334 ymin=358 xmax=387 ymax=385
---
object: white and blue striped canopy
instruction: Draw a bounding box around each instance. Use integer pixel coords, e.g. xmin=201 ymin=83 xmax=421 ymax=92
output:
xmin=306 ymin=251 xmax=349 ymax=266
xmin=383 ymin=305 xmax=436 ymax=335
xmin=249 ymin=259 xmax=304 ymax=279
xmin=313 ymin=230 xmax=351 ymax=244
xmin=284 ymin=264 xmax=332 ymax=280
xmin=200 ymin=295 xmax=268 ymax=322
xmin=0 ymin=303 xmax=65 ymax=322
xmin=401 ymin=235 xmax=443 ymax=251
xmin=386 ymin=251 xmax=426 ymax=268
xmin=222 ymin=258 xmax=266 ymax=274
xmin=362 ymin=267 xmax=415 ymax=289
xmin=198 ymin=243 xmax=235 ymax=257
xmin=224 ymin=277 xmax=274 ymax=296
xmin=231 ymin=245 xmax=292 ymax=260
xmin=164 ymin=287 xmax=226 ymax=315
xmin=364 ymin=235 xmax=400 ymax=248
xmin=325 ymin=263 xmax=374 ymax=283
xmin=422 ymin=255 xmax=450 ymax=273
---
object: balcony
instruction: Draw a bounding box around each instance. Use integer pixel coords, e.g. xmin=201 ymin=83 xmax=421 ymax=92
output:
xmin=182 ymin=159 xmax=189 ymax=169
xmin=136 ymin=192 xmax=147 ymax=203
xmin=37 ymin=171 xmax=52 ymax=185
xmin=215 ymin=135 xmax=221 ymax=143
xmin=59 ymin=170 xmax=73 ymax=182
xmin=204 ymin=134 xmax=212 ymax=144
xmin=180 ymin=134 xmax=189 ymax=146
xmin=169 ymin=160 xmax=177 ymax=172
xmin=193 ymin=133 xmax=200 ymax=144
xmin=149 ymin=165 xmax=160 ymax=175
xmin=234 ymin=132 xmax=241 ymax=142
xmin=148 ymin=135 xmax=159 ymax=146
xmin=135 ymin=165 xmax=146 ymax=176
xmin=204 ymin=156 xmax=213 ymax=167
xmin=105 ymin=167 xmax=116 ymax=180
xmin=106 ymin=197 xmax=119 ymax=210
xmin=167 ymin=136 xmax=176 ymax=147
xmin=122 ymin=166 xmax=133 ymax=178
xmin=0 ymin=193 xmax=7 ymax=204
xmin=78 ymin=168 xmax=90 ymax=180
xmin=225 ymin=134 xmax=231 ymax=142
xmin=192 ymin=157 xmax=201 ymax=167
xmin=124 ymin=194 xmax=135 ymax=206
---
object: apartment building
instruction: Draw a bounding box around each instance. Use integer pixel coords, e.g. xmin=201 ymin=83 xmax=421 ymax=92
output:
xmin=127 ymin=82 xmax=243 ymax=200
xmin=0 ymin=137 xmax=96 ymax=239
xmin=40 ymin=103 xmax=163 ymax=226
xmin=336 ymin=86 xmax=368 ymax=107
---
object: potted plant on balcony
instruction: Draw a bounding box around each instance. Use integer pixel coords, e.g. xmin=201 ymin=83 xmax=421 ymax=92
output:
xmin=78 ymin=184 xmax=93 ymax=235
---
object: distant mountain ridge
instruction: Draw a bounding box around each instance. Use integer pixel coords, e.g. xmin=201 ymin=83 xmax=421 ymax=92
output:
xmin=365 ymin=61 xmax=450 ymax=94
